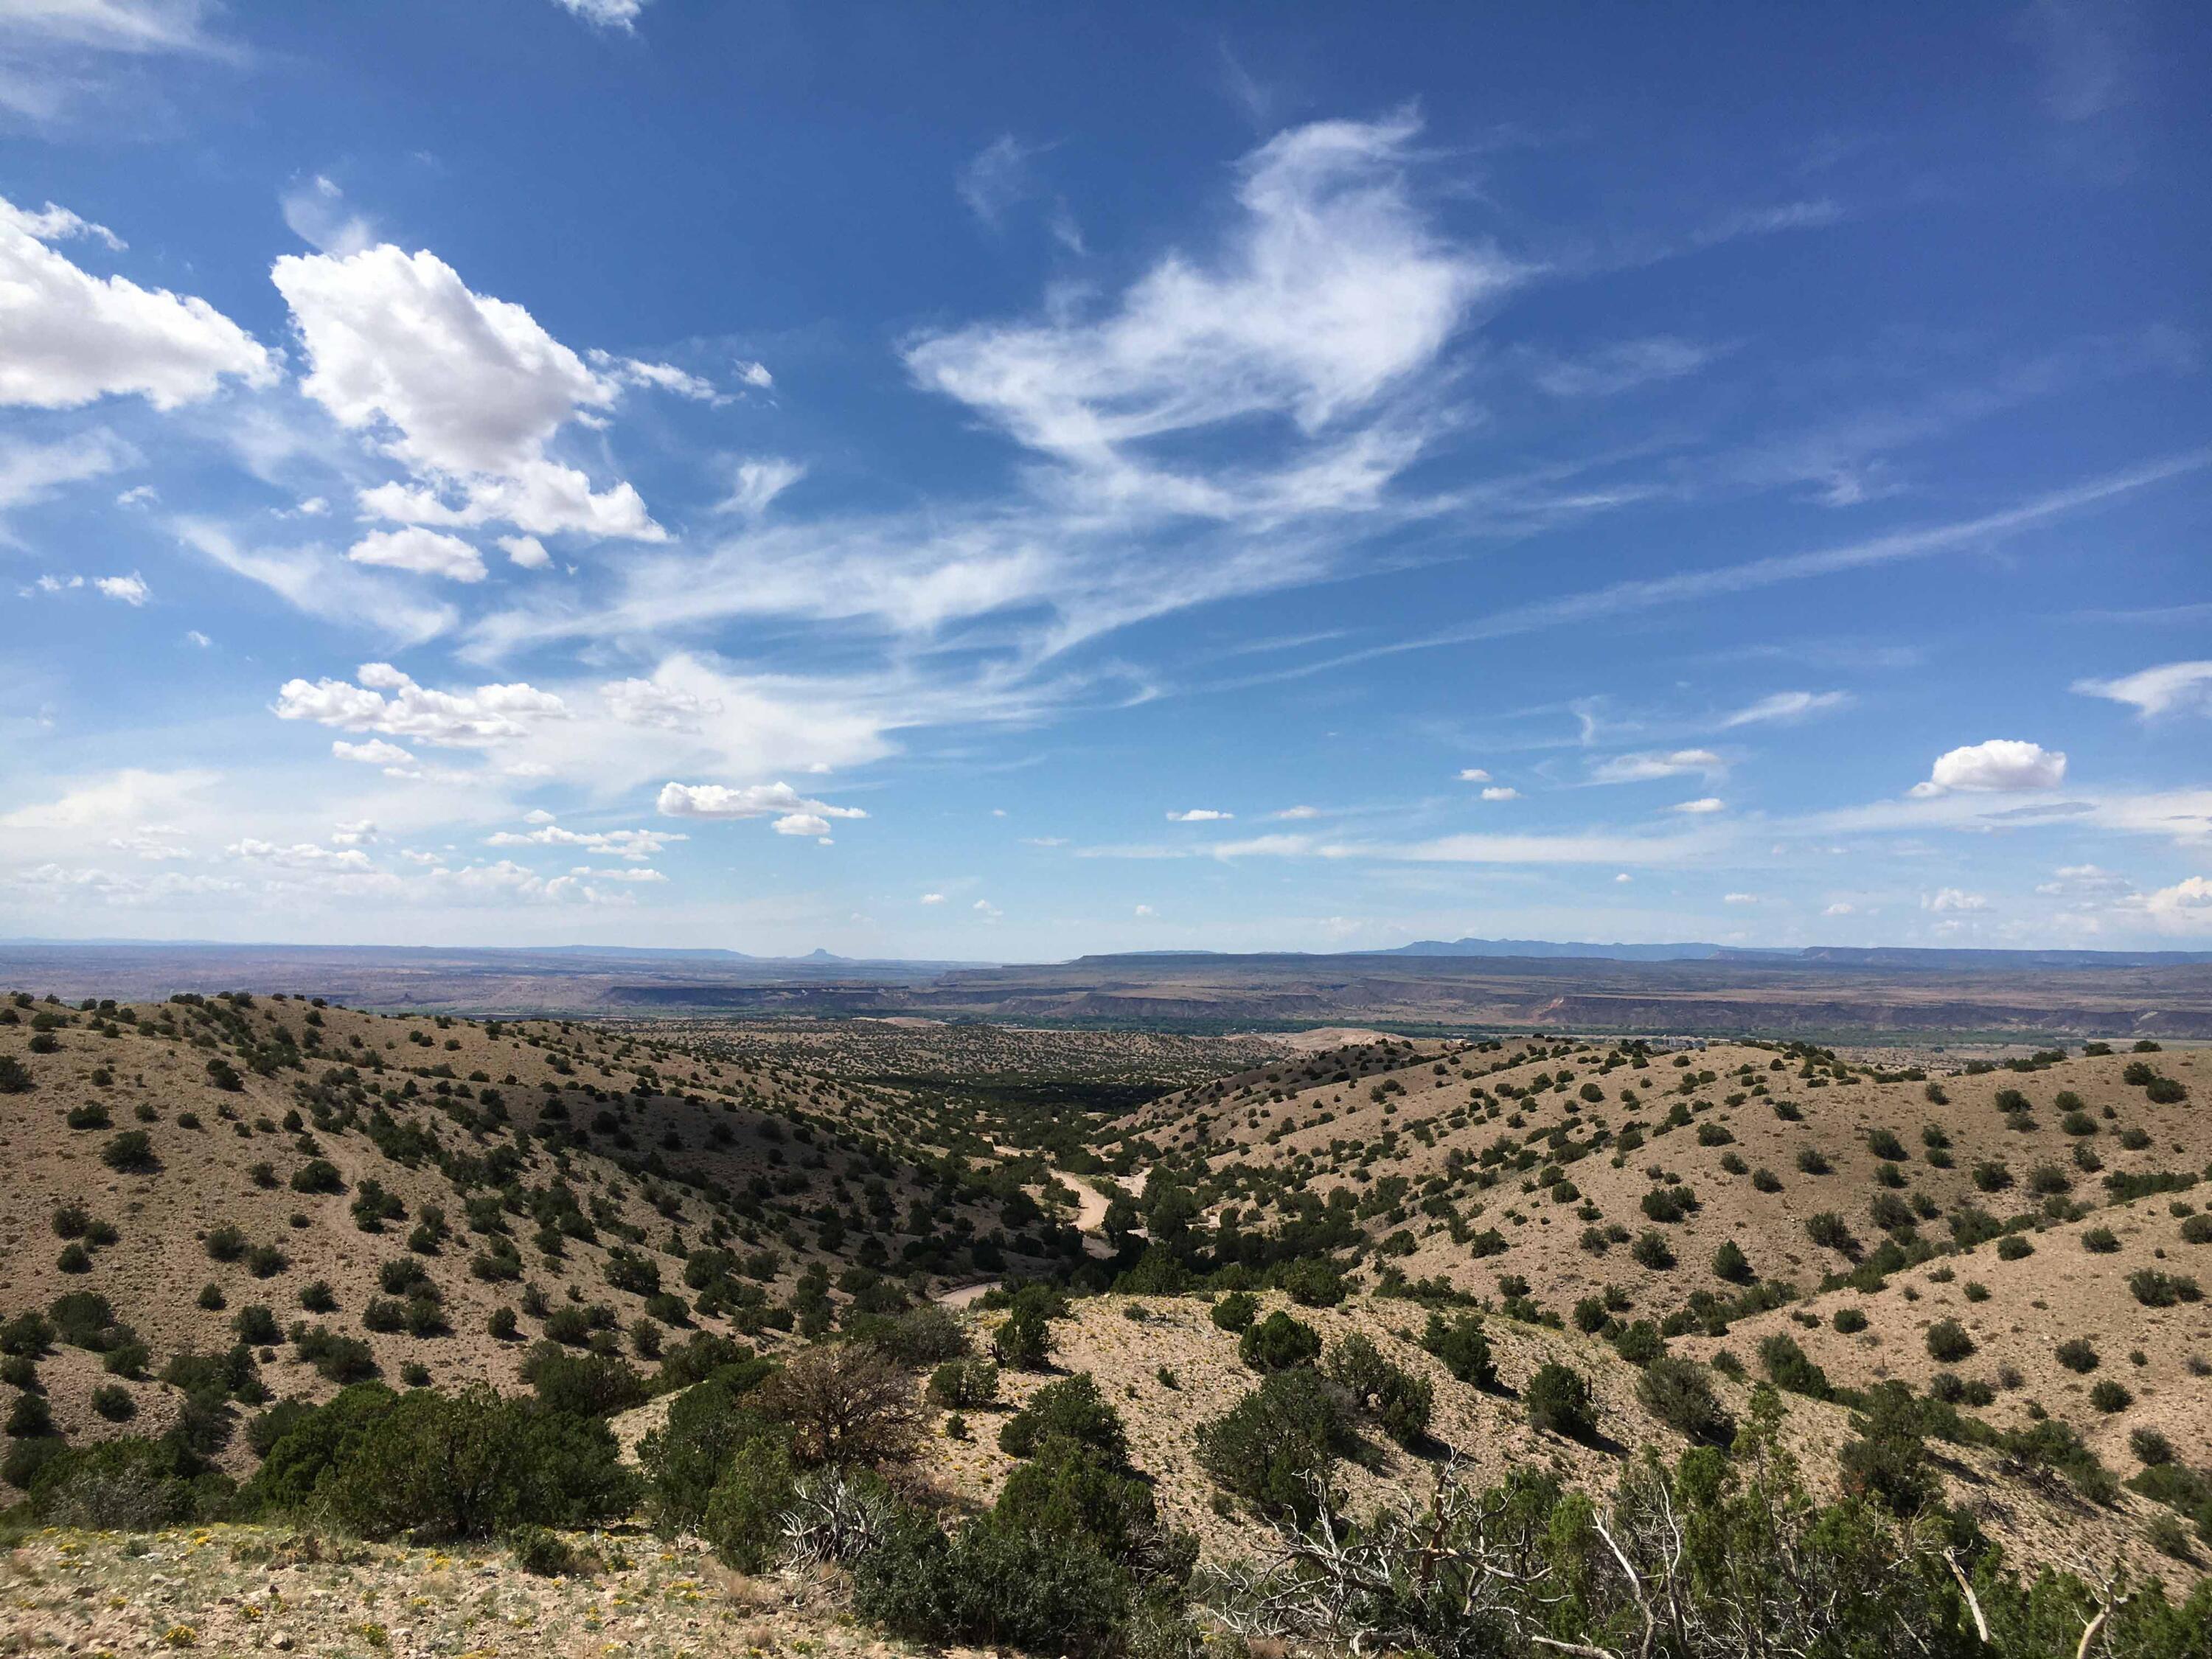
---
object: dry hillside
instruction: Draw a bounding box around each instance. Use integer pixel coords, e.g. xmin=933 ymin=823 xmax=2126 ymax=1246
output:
xmin=0 ymin=987 xmax=1124 ymax=1475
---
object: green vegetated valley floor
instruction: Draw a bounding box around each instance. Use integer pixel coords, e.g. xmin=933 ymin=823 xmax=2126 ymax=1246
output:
xmin=3 ymin=989 xmax=2211 ymax=1657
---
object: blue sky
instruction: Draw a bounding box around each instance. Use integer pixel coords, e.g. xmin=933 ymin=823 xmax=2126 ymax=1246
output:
xmin=1 ymin=0 xmax=2208 ymax=958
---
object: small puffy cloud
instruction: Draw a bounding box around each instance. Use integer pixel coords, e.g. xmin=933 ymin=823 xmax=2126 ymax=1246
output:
xmin=1719 ymin=689 xmax=1848 ymax=728
xmin=714 ymin=456 xmax=804 ymax=517
xmin=1273 ymin=804 xmax=1321 ymax=820
xmin=1823 ymin=901 xmax=1855 ymax=916
xmin=1589 ymin=748 xmax=1725 ymax=785
xmin=94 ymin=571 xmax=148 ymax=605
xmin=1134 ymin=903 xmax=1155 ymax=917
xmin=484 ymin=824 xmax=678 ymax=861
xmin=271 ymin=243 xmax=661 ymax=541
xmin=919 ymin=892 xmax=945 ymax=905
xmin=183 ymin=630 xmax=211 ymax=647
xmin=1924 ymin=887 xmax=1989 ymax=913
xmin=498 ymin=534 xmax=552 ymax=569
xmin=553 ymin=0 xmax=650 ymax=25
xmin=656 ymin=781 xmax=866 ymax=824
xmin=1723 ymin=892 xmax=1760 ymax=905
xmin=1910 ymin=739 xmax=2067 ymax=796
xmin=182 ymin=523 xmax=460 ymax=646
xmin=1455 ymin=767 xmax=1491 ymax=782
xmin=973 ymin=898 xmax=1001 ymax=919
xmin=2074 ymin=661 xmax=2212 ymax=719
xmin=734 ymin=358 xmax=773 ymax=389
xmin=773 ymin=813 xmax=832 ymax=838
xmin=2037 ymin=863 xmax=2132 ymax=897
xmin=330 ymin=819 xmax=377 ymax=847
xmin=276 ymin=664 xmax=568 ymax=747
xmin=568 ymin=865 xmax=666 ymax=883
xmin=1166 ymin=808 xmax=1233 ymax=822
xmin=2140 ymin=875 xmax=2212 ymax=933
xmin=1613 ymin=872 xmax=1632 ymax=883
xmin=1480 ymin=786 xmax=1519 ymax=801
xmin=331 ymin=737 xmax=414 ymax=766
xmin=0 ymin=193 xmax=273 ymax=410
xmin=345 ymin=526 xmax=487 ymax=582
xmin=229 ymin=838 xmax=373 ymax=872
xmin=1672 ymin=797 xmax=1725 ymax=814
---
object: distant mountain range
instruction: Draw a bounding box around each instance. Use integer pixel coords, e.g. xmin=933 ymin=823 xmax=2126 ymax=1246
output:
xmin=1370 ymin=937 xmax=2212 ymax=968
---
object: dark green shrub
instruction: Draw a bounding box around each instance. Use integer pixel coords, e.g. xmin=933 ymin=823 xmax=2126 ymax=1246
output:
xmin=100 ymin=1130 xmax=155 ymax=1172
xmin=1320 ymin=1335 xmax=1432 ymax=1447
xmin=91 ymin=1384 xmax=136 ymax=1422
xmin=1281 ymin=1257 xmax=1348 ymax=1308
xmin=1420 ymin=1312 xmax=1496 ymax=1389
xmin=1805 ymin=1212 xmax=1857 ymax=1253
xmin=327 ymin=1385 xmax=637 ymax=1540
xmin=2083 ymin=1227 xmax=2121 ymax=1253
xmin=1208 ymin=1292 xmax=1259 ymax=1333
xmin=2056 ymin=1338 xmax=2100 ymax=1373
xmin=1194 ymin=1368 xmax=1355 ymax=1523
xmin=526 ymin=1349 xmax=646 ymax=1418
xmin=2129 ymin=1270 xmax=2202 ymax=1308
xmin=232 ymin=1305 xmax=280 ymax=1346
xmin=639 ymin=1368 xmax=783 ymax=1537
xmin=1524 ymin=1362 xmax=1596 ymax=1442
xmin=2089 ymin=1380 xmax=2132 ymax=1413
xmin=1925 ymin=1320 xmax=1975 ymax=1363
xmin=852 ymin=1513 xmax=1130 ymax=1658
xmin=699 ymin=1434 xmax=798 ymax=1571
xmin=999 ymin=1373 xmax=1127 ymax=1463
xmin=1636 ymin=1356 xmax=1733 ymax=1445
xmin=927 ymin=1356 xmax=999 ymax=1410
xmin=1758 ymin=1334 xmax=1831 ymax=1399
xmin=1238 ymin=1310 xmax=1322 ymax=1374
xmin=1839 ymin=1383 xmax=1938 ymax=1519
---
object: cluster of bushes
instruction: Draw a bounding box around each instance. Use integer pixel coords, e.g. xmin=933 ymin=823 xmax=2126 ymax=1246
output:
xmin=234 ymin=1382 xmax=636 ymax=1539
xmin=1197 ymin=1312 xmax=1439 ymax=1522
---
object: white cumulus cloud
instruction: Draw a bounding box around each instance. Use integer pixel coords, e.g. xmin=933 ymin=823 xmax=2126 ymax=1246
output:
xmin=0 ymin=192 xmax=271 ymax=409
xmin=1167 ymin=808 xmax=1233 ymax=822
xmin=271 ymin=243 xmax=661 ymax=540
xmin=1910 ymin=738 xmax=2067 ymax=796
xmin=94 ymin=571 xmax=148 ymax=605
xmin=655 ymin=781 xmax=866 ymax=824
xmin=275 ymin=663 xmax=568 ymax=747
xmin=345 ymin=526 xmax=487 ymax=582
xmin=1924 ymin=887 xmax=1989 ymax=913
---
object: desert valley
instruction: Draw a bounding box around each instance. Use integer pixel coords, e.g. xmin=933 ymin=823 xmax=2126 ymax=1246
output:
xmin=2 ymin=961 xmax=2209 ymax=1657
